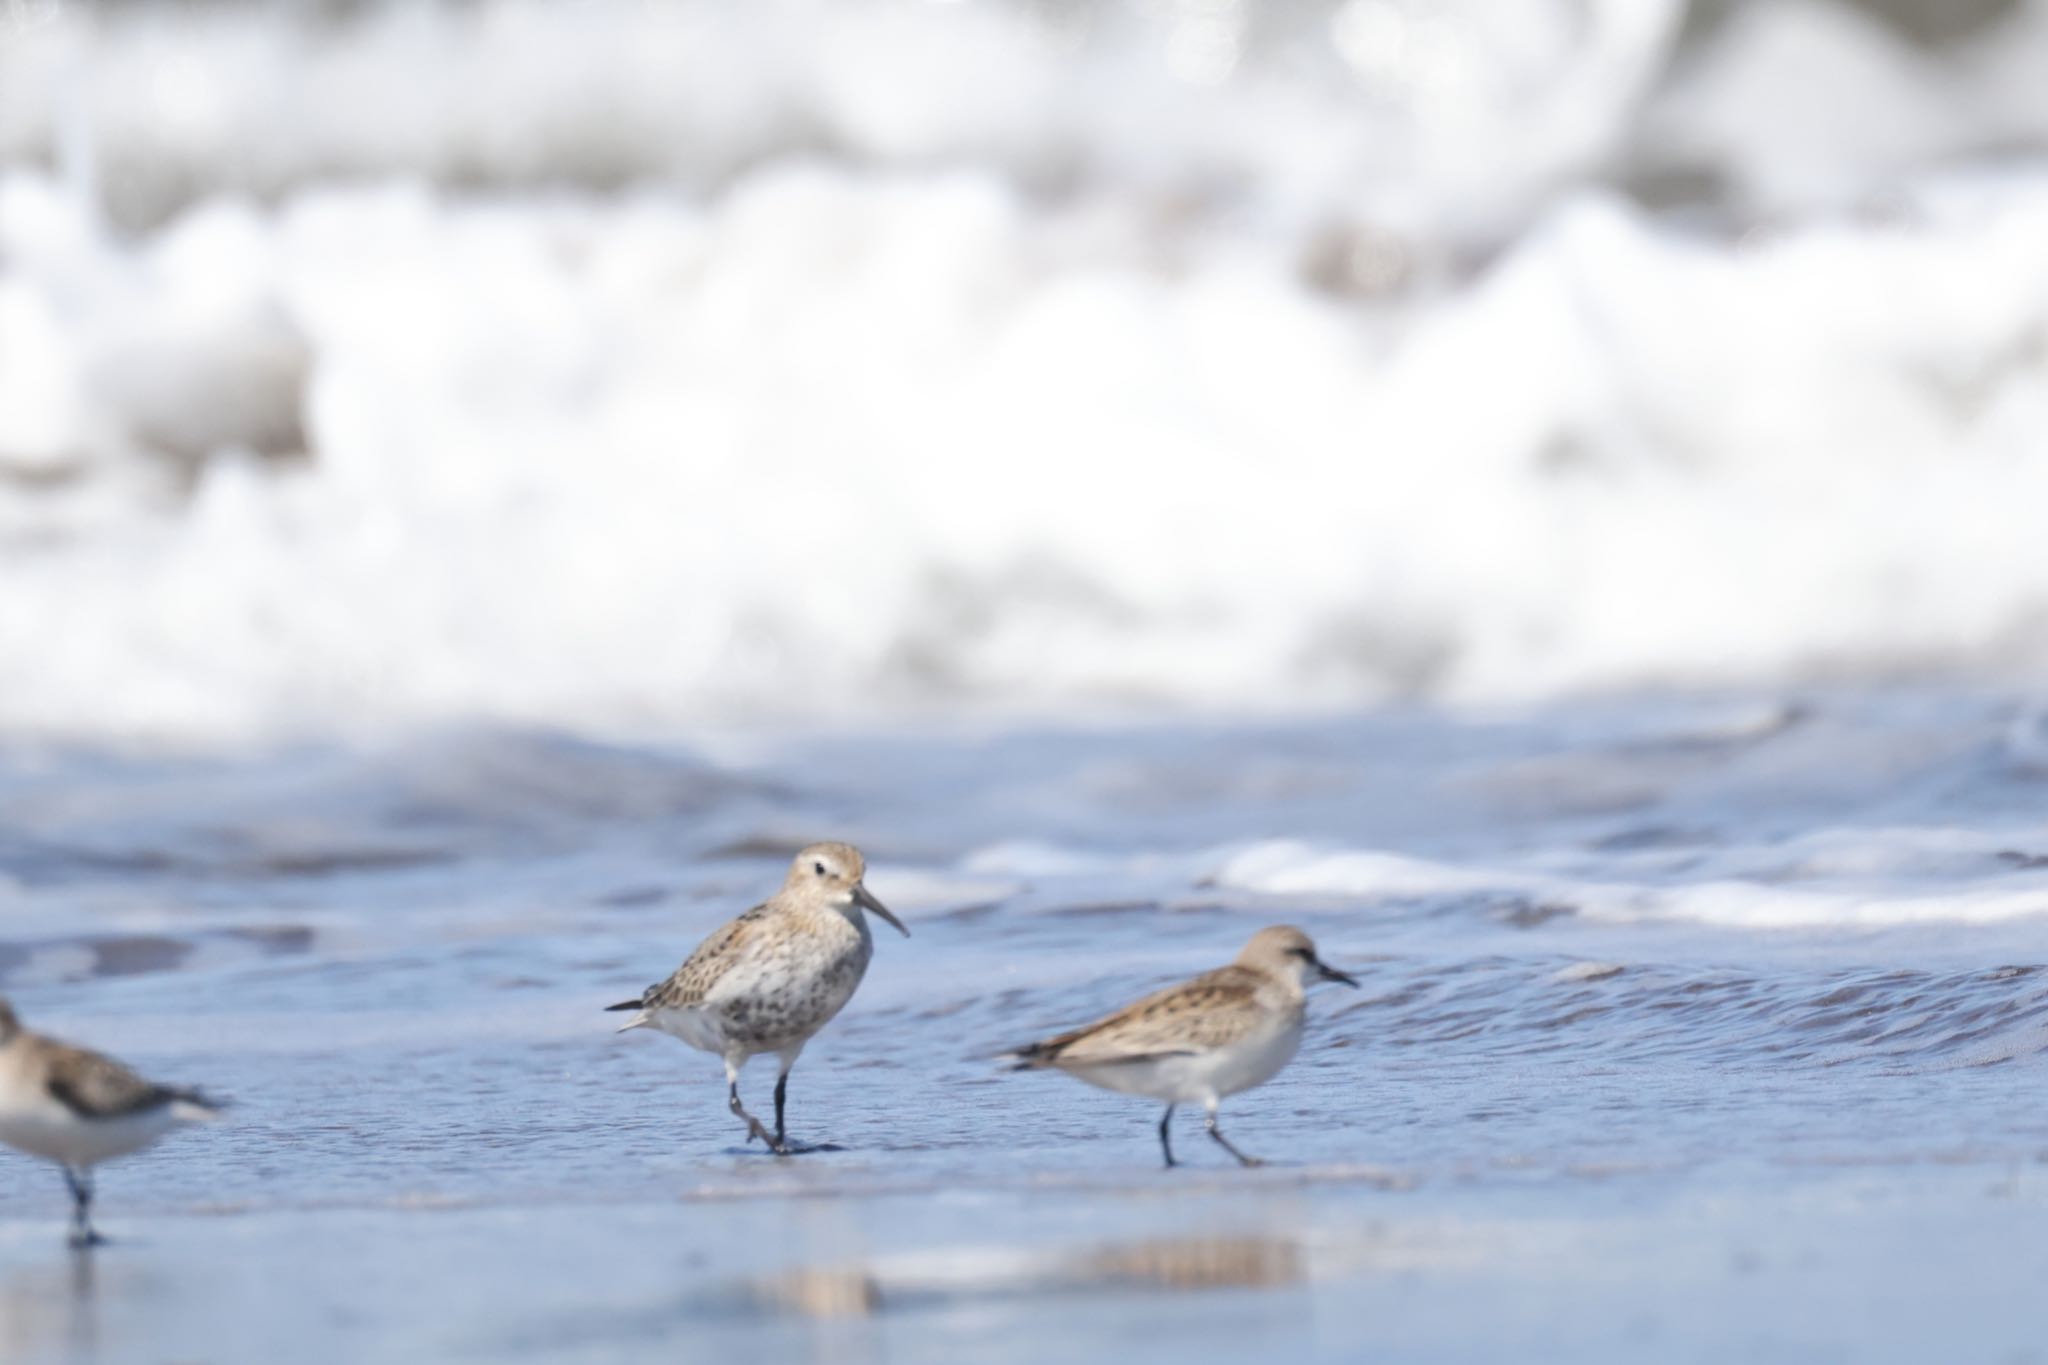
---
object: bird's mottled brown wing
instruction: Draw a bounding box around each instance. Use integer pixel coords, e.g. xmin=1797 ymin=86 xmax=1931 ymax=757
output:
xmin=638 ymin=903 xmax=773 ymax=1011
xmin=41 ymin=1041 xmax=178 ymax=1119
xmin=1011 ymin=965 xmax=1273 ymax=1068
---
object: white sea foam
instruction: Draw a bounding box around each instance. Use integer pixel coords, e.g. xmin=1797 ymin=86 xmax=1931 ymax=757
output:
xmin=4 ymin=3 xmax=2048 ymax=740
xmin=1206 ymin=830 xmax=2048 ymax=929
xmin=0 ymin=0 xmax=1683 ymax=241
xmin=1551 ymin=962 xmax=1627 ymax=983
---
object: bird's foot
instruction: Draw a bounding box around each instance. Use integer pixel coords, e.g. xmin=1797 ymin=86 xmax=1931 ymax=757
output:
xmin=1235 ymin=1155 xmax=1267 ymax=1169
xmin=67 ymin=1229 xmax=107 ymax=1251
xmin=739 ymin=1118 xmax=820 ymax=1157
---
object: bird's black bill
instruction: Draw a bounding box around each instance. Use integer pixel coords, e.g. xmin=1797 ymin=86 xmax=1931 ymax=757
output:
xmin=853 ymin=883 xmax=910 ymax=937
xmin=1315 ymin=958 xmax=1359 ymax=987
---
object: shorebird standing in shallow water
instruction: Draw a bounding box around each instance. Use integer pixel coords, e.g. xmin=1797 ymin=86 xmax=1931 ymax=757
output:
xmin=0 ymin=999 xmax=222 ymax=1247
xmin=1004 ymin=925 xmax=1357 ymax=1168
xmin=607 ymin=842 xmax=908 ymax=1155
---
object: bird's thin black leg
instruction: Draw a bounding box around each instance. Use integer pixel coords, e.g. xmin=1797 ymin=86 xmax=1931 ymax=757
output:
xmin=1204 ymin=1110 xmax=1264 ymax=1168
xmin=763 ymin=1071 xmax=841 ymax=1155
xmin=63 ymin=1166 xmax=103 ymax=1249
xmin=1158 ymin=1104 xmax=1178 ymax=1168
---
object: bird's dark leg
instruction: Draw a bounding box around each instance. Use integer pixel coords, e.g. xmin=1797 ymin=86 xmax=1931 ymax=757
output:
xmin=63 ymin=1166 xmax=103 ymax=1249
xmin=1204 ymin=1108 xmax=1264 ymax=1168
xmin=1158 ymin=1105 xmax=1178 ymax=1168
xmin=759 ymin=1047 xmax=839 ymax=1155
xmin=762 ymin=1066 xmax=841 ymax=1156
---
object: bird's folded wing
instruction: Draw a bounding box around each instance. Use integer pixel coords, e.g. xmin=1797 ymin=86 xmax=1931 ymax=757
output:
xmin=639 ymin=903 xmax=770 ymax=1010
xmin=1020 ymin=967 xmax=1267 ymax=1066
xmin=44 ymin=1045 xmax=177 ymax=1119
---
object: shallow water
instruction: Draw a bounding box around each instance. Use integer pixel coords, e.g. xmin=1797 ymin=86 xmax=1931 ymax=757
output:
xmin=1 ymin=686 xmax=2047 ymax=1359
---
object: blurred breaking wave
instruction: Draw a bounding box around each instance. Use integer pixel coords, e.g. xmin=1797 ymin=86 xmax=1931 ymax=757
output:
xmin=3 ymin=0 xmax=2048 ymax=737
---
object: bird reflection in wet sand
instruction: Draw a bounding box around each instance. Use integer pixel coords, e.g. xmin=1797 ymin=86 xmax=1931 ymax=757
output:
xmin=752 ymin=1235 xmax=1304 ymax=1318
xmin=0 ymin=999 xmax=223 ymax=1247
xmin=607 ymin=843 xmax=908 ymax=1155
xmin=1004 ymin=926 xmax=1356 ymax=1167
xmin=0 ymin=1247 xmax=101 ymax=1361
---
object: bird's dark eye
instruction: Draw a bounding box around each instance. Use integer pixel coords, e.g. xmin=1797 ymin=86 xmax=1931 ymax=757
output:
xmin=814 ymin=861 xmax=827 ymax=877
xmin=1289 ymin=947 xmax=1313 ymax=960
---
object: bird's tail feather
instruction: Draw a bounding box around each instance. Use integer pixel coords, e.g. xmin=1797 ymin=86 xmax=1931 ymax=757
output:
xmin=169 ymin=1089 xmax=226 ymax=1122
xmin=603 ymin=998 xmax=643 ymax=1012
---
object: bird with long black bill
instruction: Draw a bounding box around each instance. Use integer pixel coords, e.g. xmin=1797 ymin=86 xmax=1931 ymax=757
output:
xmin=607 ymin=842 xmax=908 ymax=1154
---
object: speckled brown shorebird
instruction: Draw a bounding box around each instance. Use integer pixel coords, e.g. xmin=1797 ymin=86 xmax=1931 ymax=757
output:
xmin=607 ymin=842 xmax=908 ymax=1155
xmin=0 ymin=999 xmax=222 ymax=1247
xmin=1004 ymin=926 xmax=1356 ymax=1168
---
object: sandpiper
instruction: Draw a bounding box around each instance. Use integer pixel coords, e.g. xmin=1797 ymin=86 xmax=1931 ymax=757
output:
xmin=606 ymin=842 xmax=908 ymax=1155
xmin=0 ymin=999 xmax=222 ymax=1247
xmin=1004 ymin=925 xmax=1357 ymax=1168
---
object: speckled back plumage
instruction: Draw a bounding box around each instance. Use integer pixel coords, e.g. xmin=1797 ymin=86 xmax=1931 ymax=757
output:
xmin=611 ymin=842 xmax=904 ymax=1068
xmin=637 ymin=902 xmax=778 ymax=1012
xmin=1010 ymin=964 xmax=1298 ymax=1067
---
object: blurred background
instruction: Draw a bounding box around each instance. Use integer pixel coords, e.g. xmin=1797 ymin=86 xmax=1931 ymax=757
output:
xmin=4 ymin=0 xmax=2047 ymax=742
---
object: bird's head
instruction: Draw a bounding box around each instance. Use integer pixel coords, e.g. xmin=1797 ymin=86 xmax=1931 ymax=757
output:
xmin=788 ymin=842 xmax=908 ymax=938
xmin=1239 ymin=925 xmax=1357 ymax=990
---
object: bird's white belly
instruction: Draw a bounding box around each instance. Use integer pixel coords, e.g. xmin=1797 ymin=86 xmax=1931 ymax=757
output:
xmin=1071 ymin=1020 xmax=1304 ymax=1105
xmin=646 ymin=1007 xmax=726 ymax=1054
xmin=0 ymin=1102 xmax=178 ymax=1167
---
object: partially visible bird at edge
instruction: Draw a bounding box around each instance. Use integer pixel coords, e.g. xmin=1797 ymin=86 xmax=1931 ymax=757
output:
xmin=0 ymin=998 xmax=223 ymax=1248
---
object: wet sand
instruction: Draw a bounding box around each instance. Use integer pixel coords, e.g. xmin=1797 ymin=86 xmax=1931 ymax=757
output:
xmin=1 ymin=1163 xmax=2042 ymax=1363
